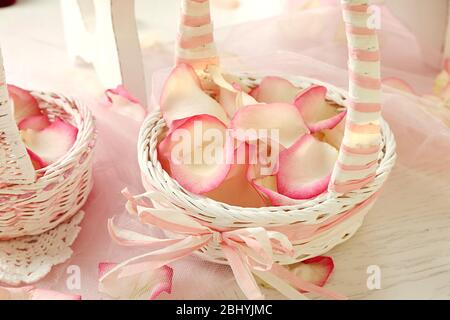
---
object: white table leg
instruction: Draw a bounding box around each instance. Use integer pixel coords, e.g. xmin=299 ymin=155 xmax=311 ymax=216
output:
xmin=60 ymin=0 xmax=147 ymax=107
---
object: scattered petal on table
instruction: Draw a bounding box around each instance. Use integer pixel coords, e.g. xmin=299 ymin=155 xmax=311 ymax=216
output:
xmin=18 ymin=114 xmax=51 ymax=131
xmin=289 ymin=256 xmax=334 ymax=290
xmin=105 ymin=85 xmax=147 ymax=122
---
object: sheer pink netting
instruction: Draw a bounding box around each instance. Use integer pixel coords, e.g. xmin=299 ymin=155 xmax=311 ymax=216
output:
xmin=2 ymin=3 xmax=448 ymax=299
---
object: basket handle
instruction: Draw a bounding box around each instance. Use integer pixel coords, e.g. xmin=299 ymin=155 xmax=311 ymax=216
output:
xmin=175 ymin=0 xmax=382 ymax=194
xmin=330 ymin=0 xmax=382 ymax=193
xmin=0 ymin=47 xmax=36 ymax=185
xmin=175 ymin=0 xmax=219 ymax=89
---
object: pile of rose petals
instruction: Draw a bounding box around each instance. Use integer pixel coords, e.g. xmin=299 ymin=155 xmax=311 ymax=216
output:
xmin=8 ymin=85 xmax=78 ymax=171
xmin=157 ymin=64 xmax=346 ymax=207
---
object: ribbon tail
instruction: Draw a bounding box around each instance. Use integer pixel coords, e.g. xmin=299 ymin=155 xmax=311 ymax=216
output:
xmin=99 ymin=235 xmax=211 ymax=296
xmin=222 ymin=245 xmax=265 ymax=300
xmin=108 ymin=218 xmax=181 ymax=248
xmin=270 ymin=264 xmax=348 ymax=300
xmin=117 ymin=235 xmax=211 ymax=278
xmin=253 ymin=270 xmax=308 ymax=300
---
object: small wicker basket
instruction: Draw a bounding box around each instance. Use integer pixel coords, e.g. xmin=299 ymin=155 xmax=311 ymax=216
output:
xmin=0 ymin=50 xmax=96 ymax=243
xmin=103 ymin=0 xmax=396 ymax=300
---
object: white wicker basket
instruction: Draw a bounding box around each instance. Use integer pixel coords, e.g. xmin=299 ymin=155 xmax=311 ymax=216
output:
xmin=0 ymin=47 xmax=96 ymax=284
xmin=102 ymin=0 xmax=396 ymax=300
xmin=139 ymin=74 xmax=396 ymax=264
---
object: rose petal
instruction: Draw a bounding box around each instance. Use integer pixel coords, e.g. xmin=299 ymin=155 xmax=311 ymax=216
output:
xmin=294 ymin=85 xmax=346 ymax=133
xmin=290 ymin=256 xmax=334 ymax=289
xmin=21 ymin=118 xmax=78 ymax=165
xmin=249 ymin=173 xmax=308 ymax=206
xmin=250 ymin=76 xmax=304 ymax=104
xmin=26 ymin=148 xmax=46 ymax=170
xmin=8 ymin=84 xmax=41 ymax=124
xmin=158 ymin=114 xmax=232 ymax=194
xmin=322 ymin=114 xmax=346 ymax=150
xmin=105 ymin=85 xmax=147 ymax=121
xmin=382 ymin=77 xmax=416 ymax=94
xmin=208 ymin=65 xmax=259 ymax=118
xmin=18 ymin=115 xmax=51 ymax=131
xmin=99 ymin=263 xmax=173 ymax=300
xmin=206 ymin=143 xmax=268 ymax=207
xmin=277 ymin=135 xmax=337 ymax=200
xmin=246 ymin=142 xmax=307 ymax=207
xmin=160 ymin=64 xmax=229 ymax=127
xmin=231 ymin=103 xmax=309 ymax=148
xmin=220 ymin=88 xmax=258 ymax=119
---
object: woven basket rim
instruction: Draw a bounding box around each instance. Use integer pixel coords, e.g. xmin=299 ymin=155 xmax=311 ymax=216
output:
xmin=1 ymin=91 xmax=96 ymax=190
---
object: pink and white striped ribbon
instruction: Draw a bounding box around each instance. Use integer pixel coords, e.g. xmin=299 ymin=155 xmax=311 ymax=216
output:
xmin=330 ymin=0 xmax=382 ymax=193
xmin=176 ymin=0 xmax=219 ymax=72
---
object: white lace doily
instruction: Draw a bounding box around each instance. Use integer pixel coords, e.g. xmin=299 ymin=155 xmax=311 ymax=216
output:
xmin=0 ymin=211 xmax=84 ymax=286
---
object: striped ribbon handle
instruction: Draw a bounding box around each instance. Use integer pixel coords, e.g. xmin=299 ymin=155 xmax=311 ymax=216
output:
xmin=330 ymin=0 xmax=382 ymax=193
xmin=0 ymin=48 xmax=36 ymax=184
xmin=175 ymin=0 xmax=219 ymax=90
xmin=175 ymin=0 xmax=382 ymax=194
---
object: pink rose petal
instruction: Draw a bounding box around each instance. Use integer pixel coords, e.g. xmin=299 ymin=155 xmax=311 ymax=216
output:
xmin=248 ymin=171 xmax=307 ymax=206
xmin=206 ymin=143 xmax=268 ymax=207
xmin=231 ymin=103 xmax=309 ymax=148
xmin=277 ymin=135 xmax=338 ymax=200
xmin=105 ymin=85 xmax=147 ymax=121
xmin=251 ymin=76 xmax=304 ymax=104
xmin=208 ymin=65 xmax=258 ymax=118
xmin=26 ymin=148 xmax=46 ymax=170
xmin=291 ymin=256 xmax=334 ymax=291
xmin=21 ymin=117 xmax=78 ymax=165
xmin=8 ymin=84 xmax=41 ymax=124
xmin=294 ymin=85 xmax=346 ymax=133
xmin=160 ymin=64 xmax=229 ymax=127
xmin=158 ymin=114 xmax=232 ymax=194
xmin=99 ymin=263 xmax=173 ymax=300
xmin=18 ymin=114 xmax=51 ymax=131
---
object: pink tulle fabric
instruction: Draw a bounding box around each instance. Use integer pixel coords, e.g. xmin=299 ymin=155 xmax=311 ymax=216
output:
xmin=1 ymin=2 xmax=449 ymax=299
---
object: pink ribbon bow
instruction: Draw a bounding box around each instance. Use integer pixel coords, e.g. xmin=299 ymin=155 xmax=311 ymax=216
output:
xmin=99 ymin=189 xmax=347 ymax=300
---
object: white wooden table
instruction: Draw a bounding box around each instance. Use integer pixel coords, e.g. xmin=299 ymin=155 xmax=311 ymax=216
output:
xmin=1 ymin=0 xmax=450 ymax=300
